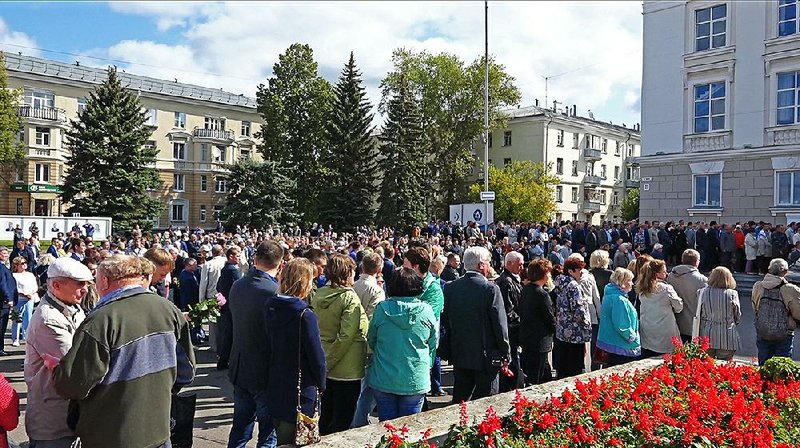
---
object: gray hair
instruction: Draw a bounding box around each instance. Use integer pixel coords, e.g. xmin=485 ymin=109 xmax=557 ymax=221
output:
xmin=769 ymin=258 xmax=789 ymax=276
xmin=463 ymin=246 xmax=491 ymax=272
xmin=504 ymin=251 xmax=524 ymax=266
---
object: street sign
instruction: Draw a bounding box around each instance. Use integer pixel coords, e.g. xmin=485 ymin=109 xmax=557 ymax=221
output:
xmin=480 ymin=191 xmax=495 ymax=201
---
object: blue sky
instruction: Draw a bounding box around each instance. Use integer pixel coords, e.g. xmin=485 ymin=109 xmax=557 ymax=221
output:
xmin=0 ymin=1 xmax=643 ymax=127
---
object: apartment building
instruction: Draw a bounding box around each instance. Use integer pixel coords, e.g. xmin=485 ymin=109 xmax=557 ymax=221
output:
xmin=640 ymin=0 xmax=800 ymax=223
xmin=474 ymin=105 xmax=641 ymax=225
xmin=2 ymin=53 xmax=261 ymax=228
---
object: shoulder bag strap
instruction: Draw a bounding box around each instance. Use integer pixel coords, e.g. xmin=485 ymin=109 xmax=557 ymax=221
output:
xmin=296 ymin=308 xmax=311 ymax=412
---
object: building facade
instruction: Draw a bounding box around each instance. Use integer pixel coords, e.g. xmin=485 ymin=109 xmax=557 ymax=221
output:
xmin=2 ymin=53 xmax=261 ymax=229
xmin=473 ymin=105 xmax=641 ymax=225
xmin=640 ymin=0 xmax=800 ymax=223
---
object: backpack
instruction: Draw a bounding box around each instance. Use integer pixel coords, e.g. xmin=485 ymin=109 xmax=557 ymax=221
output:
xmin=755 ymin=285 xmax=792 ymax=341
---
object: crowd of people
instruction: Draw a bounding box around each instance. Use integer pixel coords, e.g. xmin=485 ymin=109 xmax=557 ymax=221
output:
xmin=1 ymin=216 xmax=800 ymax=447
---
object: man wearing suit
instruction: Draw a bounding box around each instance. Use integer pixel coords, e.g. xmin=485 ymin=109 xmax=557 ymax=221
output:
xmin=442 ymin=246 xmax=510 ymax=404
xmin=216 ymin=246 xmax=243 ymax=370
xmin=226 ymin=241 xmax=283 ymax=448
xmin=0 ymin=247 xmax=18 ymax=356
xmin=10 ymin=239 xmax=36 ymax=273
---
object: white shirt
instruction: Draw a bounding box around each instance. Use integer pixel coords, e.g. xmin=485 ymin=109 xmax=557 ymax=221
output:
xmin=13 ymin=271 xmax=39 ymax=303
xmin=199 ymin=256 xmax=226 ymax=300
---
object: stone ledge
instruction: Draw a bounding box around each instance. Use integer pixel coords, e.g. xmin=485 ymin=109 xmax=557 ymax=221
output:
xmin=286 ymin=358 xmax=664 ymax=448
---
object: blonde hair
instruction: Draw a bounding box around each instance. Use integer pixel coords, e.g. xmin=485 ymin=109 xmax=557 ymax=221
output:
xmin=325 ymin=253 xmax=356 ymax=288
xmin=144 ymin=247 xmax=175 ymax=270
xmin=610 ymin=267 xmax=634 ymax=287
xmin=708 ymin=266 xmax=736 ymax=289
xmin=98 ymin=255 xmax=148 ymax=282
xmin=280 ymin=258 xmax=315 ymax=299
xmin=636 ymin=259 xmax=666 ymax=296
xmin=589 ymin=250 xmax=610 ymax=269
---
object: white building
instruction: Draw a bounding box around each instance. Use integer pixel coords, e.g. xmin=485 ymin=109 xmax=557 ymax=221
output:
xmin=640 ymin=0 xmax=800 ymax=223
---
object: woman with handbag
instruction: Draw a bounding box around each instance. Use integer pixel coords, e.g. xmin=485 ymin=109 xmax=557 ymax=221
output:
xmin=638 ymin=259 xmax=684 ymax=357
xmin=597 ymin=268 xmax=641 ymax=367
xmin=264 ymin=258 xmax=326 ymax=446
xmin=367 ymin=267 xmax=437 ymax=421
xmin=696 ymin=267 xmax=741 ymax=360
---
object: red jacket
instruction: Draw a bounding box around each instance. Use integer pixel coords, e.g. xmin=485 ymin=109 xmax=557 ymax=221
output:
xmin=734 ymin=230 xmax=745 ymax=248
xmin=0 ymin=374 xmax=19 ymax=448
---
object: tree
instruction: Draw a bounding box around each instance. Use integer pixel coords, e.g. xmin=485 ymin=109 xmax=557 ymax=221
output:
xmin=256 ymin=43 xmax=334 ymax=223
xmin=0 ymin=51 xmax=25 ymax=186
xmin=61 ymin=67 xmax=161 ymax=231
xmin=377 ymin=80 xmax=427 ymax=232
xmin=219 ymin=159 xmax=298 ymax=228
xmin=469 ymin=160 xmax=558 ymax=224
xmin=318 ymin=52 xmax=378 ymax=230
xmin=380 ymin=49 xmax=521 ymax=217
xmin=621 ymin=187 xmax=640 ymax=221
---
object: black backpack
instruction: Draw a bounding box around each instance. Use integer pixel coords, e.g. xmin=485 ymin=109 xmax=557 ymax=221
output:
xmin=755 ymin=284 xmax=792 ymax=342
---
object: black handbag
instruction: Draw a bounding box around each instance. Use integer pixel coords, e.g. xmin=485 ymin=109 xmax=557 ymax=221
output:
xmin=170 ymin=393 xmax=197 ymax=448
xmin=480 ymin=283 xmax=505 ymax=372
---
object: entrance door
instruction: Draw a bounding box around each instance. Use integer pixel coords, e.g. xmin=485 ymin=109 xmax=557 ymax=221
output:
xmin=34 ymin=199 xmax=49 ymax=216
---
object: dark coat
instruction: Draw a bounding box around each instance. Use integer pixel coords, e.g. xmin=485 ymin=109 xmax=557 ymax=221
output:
xmin=590 ymin=268 xmax=613 ymax=301
xmin=442 ymin=272 xmax=510 ymax=371
xmin=228 ymin=269 xmax=278 ymax=390
xmin=10 ymin=246 xmax=36 ymax=272
xmin=217 ymin=262 xmax=242 ymax=299
xmin=496 ymin=269 xmax=522 ymax=332
xmin=264 ymin=295 xmax=326 ymax=423
xmin=0 ymin=263 xmax=17 ymax=310
xmin=440 ymin=265 xmax=460 ymax=282
xmin=178 ymin=269 xmax=201 ymax=310
xmin=518 ymin=284 xmax=555 ymax=353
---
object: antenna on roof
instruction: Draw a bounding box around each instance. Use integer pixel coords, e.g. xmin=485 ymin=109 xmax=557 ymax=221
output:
xmin=75 ymin=61 xmax=80 ymax=66
xmin=174 ymin=78 xmax=178 ymax=83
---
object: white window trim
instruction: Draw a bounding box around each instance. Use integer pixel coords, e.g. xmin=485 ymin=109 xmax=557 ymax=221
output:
xmin=774 ymin=169 xmax=800 ymax=206
xmin=684 ymin=64 xmax=734 ymax=137
xmin=173 ymin=142 xmax=187 ymax=161
xmin=689 ymin=161 xmax=724 ymax=208
xmin=215 ymin=178 xmax=228 ymax=193
xmin=34 ymin=127 xmax=51 ymax=147
xmin=691 ymin=81 xmax=727 ymax=133
xmin=174 ymin=174 xmax=185 ymax=192
xmin=685 ymin=1 xmax=734 ymax=55
xmin=200 ymin=205 xmax=207 ymax=223
xmin=34 ymin=163 xmax=50 ymax=183
xmin=766 ymin=52 xmax=800 ymax=127
xmin=170 ymin=200 xmax=188 ymax=222
xmin=200 ymin=175 xmax=208 ymax=192
xmin=174 ymin=111 xmax=186 ymax=129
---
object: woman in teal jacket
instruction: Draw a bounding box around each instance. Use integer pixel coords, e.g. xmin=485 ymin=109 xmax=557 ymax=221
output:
xmin=367 ymin=267 xmax=438 ymax=421
xmin=597 ymin=267 xmax=641 ymax=367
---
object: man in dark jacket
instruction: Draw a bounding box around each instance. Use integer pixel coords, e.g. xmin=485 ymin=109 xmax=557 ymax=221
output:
xmin=226 ymin=240 xmax=283 ymax=448
xmin=216 ymin=246 xmax=244 ymax=370
xmin=0 ymin=247 xmax=17 ymax=356
xmin=442 ymin=246 xmax=510 ymax=403
xmin=10 ymin=239 xmax=36 ymax=273
xmin=440 ymin=253 xmax=461 ymax=282
xmin=496 ymin=252 xmax=524 ymax=392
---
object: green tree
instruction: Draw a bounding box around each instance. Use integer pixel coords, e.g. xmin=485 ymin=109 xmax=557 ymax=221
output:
xmin=621 ymin=187 xmax=640 ymax=221
xmin=469 ymin=160 xmax=558 ymax=223
xmin=377 ymin=80 xmax=427 ymax=232
xmin=219 ymin=159 xmax=298 ymax=228
xmin=256 ymin=43 xmax=333 ymax=223
xmin=61 ymin=67 xmax=161 ymax=231
xmin=0 ymin=52 xmax=25 ymax=186
xmin=380 ymin=49 xmax=521 ymax=217
xmin=318 ymin=52 xmax=378 ymax=230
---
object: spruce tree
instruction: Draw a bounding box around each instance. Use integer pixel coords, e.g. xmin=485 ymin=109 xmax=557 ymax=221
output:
xmin=220 ymin=159 xmax=298 ymax=229
xmin=61 ymin=67 xmax=161 ymax=231
xmin=377 ymin=80 xmax=427 ymax=232
xmin=0 ymin=51 xmax=25 ymax=185
xmin=318 ymin=52 xmax=378 ymax=231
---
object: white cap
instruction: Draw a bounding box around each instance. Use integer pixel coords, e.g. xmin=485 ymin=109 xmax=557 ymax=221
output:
xmin=48 ymin=257 xmax=94 ymax=282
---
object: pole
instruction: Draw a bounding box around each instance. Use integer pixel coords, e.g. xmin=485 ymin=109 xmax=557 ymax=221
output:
xmin=483 ymin=0 xmax=490 ymax=229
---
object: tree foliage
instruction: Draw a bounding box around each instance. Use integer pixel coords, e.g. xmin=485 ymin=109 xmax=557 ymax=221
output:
xmin=61 ymin=67 xmax=161 ymax=231
xmin=380 ymin=49 xmax=521 ymax=217
xmin=377 ymin=80 xmax=427 ymax=232
xmin=0 ymin=51 xmax=25 ymax=185
xmin=255 ymin=43 xmax=334 ymax=223
xmin=219 ymin=159 xmax=298 ymax=228
xmin=621 ymin=187 xmax=640 ymax=221
xmin=318 ymin=52 xmax=378 ymax=231
xmin=469 ymin=160 xmax=558 ymax=224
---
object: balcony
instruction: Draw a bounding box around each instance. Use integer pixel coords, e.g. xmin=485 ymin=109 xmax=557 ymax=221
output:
xmin=18 ymin=106 xmax=67 ymax=124
xmin=625 ymin=179 xmax=640 ymax=189
xmin=583 ymin=147 xmax=602 ymax=160
xmin=584 ymin=174 xmax=602 ymax=186
xmin=193 ymin=128 xmax=234 ymax=143
xmin=583 ymin=201 xmax=601 ymax=213
xmin=683 ymin=130 xmax=731 ymax=153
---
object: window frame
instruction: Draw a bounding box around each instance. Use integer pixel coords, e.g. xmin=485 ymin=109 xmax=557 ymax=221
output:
xmin=215 ymin=177 xmax=228 ymax=193
xmin=692 ymin=173 xmax=722 ymax=207
xmin=200 ymin=205 xmax=207 ymax=223
xmin=34 ymin=163 xmax=50 ymax=183
xmin=173 ymin=173 xmax=185 ymax=192
xmin=35 ymin=127 xmax=50 ymax=146
xmin=77 ymin=97 xmax=88 ymax=115
xmin=695 ymin=4 xmax=727 ymax=52
xmin=693 ymin=81 xmax=726 ymax=133
xmin=614 ymin=166 xmax=621 ymax=181
xmin=571 ymin=187 xmax=579 ymax=203
xmin=572 ymin=133 xmax=579 ymax=148
xmin=174 ymin=111 xmax=186 ymax=129
xmin=172 ymin=142 xmax=186 ymax=160
xmin=775 ymin=169 xmax=800 ymax=205
xmin=25 ymin=90 xmax=54 ymax=108
xmin=171 ymin=203 xmax=186 ymax=222
xmin=571 ymin=160 xmax=579 ymax=177
xmin=144 ymin=108 xmax=158 ymax=127
xmin=503 ymin=157 xmax=512 ymax=167
xmin=779 ymin=0 xmax=798 ymax=37
xmin=241 ymin=121 xmax=251 ymax=137
xmin=615 ymin=141 xmax=621 ymax=156
xmin=200 ymin=175 xmax=208 ymax=192
xmin=556 ymin=129 xmax=564 ymax=147
xmin=556 ymin=185 xmax=563 ymax=202
xmin=503 ymin=130 xmax=512 ymax=146
xmin=777 ymin=71 xmax=800 ymax=125
xmin=556 ymin=158 xmax=564 ymax=175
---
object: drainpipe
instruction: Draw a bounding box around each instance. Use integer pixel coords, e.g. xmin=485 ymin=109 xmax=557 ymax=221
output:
xmin=544 ymin=113 xmax=554 ymax=221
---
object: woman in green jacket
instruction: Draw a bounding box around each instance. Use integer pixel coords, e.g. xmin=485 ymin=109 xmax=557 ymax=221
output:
xmin=367 ymin=267 xmax=438 ymax=421
xmin=311 ymin=253 xmax=368 ymax=435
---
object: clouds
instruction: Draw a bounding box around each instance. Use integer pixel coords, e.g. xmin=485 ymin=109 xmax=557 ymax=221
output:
xmin=0 ymin=17 xmax=39 ymax=56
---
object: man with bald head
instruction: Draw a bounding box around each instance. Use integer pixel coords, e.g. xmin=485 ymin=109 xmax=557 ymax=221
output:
xmin=496 ymin=251 xmax=524 ymax=391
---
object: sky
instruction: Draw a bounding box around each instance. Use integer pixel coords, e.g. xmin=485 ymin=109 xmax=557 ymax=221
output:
xmin=0 ymin=1 xmax=643 ymax=127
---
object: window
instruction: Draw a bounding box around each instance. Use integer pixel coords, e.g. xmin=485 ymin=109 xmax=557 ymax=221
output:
xmin=171 ymin=203 xmax=185 ymax=222
xmin=215 ymin=177 xmax=228 ymax=193
xmin=241 ymin=121 xmax=251 ymax=137
xmin=240 ymin=146 xmax=251 ymax=161
xmin=556 ymin=186 xmax=563 ymax=202
xmin=627 ymin=166 xmax=639 ymax=181
xmin=145 ymin=108 xmax=158 ymax=126
xmin=587 ymin=161 xmax=596 ymax=176
xmin=572 ymin=133 xmax=579 ymax=148
xmin=144 ymin=140 xmax=157 ymax=151
xmin=556 ymin=158 xmax=564 ymax=175
xmin=216 ymin=146 xmax=227 ymax=163
xmin=503 ymin=157 xmax=512 ymax=166
xmin=200 ymin=144 xmax=209 ymax=162
xmin=205 ymin=116 xmax=225 ymax=131
xmin=695 ymin=4 xmax=727 ymax=52
xmin=15 ymin=169 xmax=23 ymax=183
xmin=77 ymin=97 xmax=88 ymax=115
xmin=16 ymin=127 xmax=23 ymax=144
xmin=488 ymin=158 xmax=493 ymax=167
xmin=571 ymin=187 xmax=579 ymax=203
xmin=556 ymin=130 xmax=564 ymax=147
xmin=16 ymin=198 xmax=23 ymax=215
xmin=571 ymin=160 xmax=578 ymax=176
xmin=614 ymin=166 xmax=621 ymax=181
xmin=777 ymin=170 xmax=800 ymax=205
xmin=173 ymin=174 xmax=185 ymax=192
xmin=779 ymin=0 xmax=799 ymax=37
xmin=601 ymin=164 xmax=607 ymax=179
xmin=58 ymin=165 xmax=63 ymax=183
xmin=694 ymin=82 xmax=726 ymax=133
xmin=174 ymin=111 xmax=186 ymax=128
xmin=200 ymin=205 xmax=207 ymax=222
xmin=172 ymin=142 xmax=186 ymax=160
xmin=503 ymin=131 xmax=512 ymax=146
xmin=200 ymin=175 xmax=208 ymax=192
xmin=615 ymin=141 xmax=621 ymax=156
xmin=612 ymin=191 xmax=620 ymax=206
xmin=35 ymin=163 xmax=50 ymax=183
xmin=488 ymin=132 xmax=493 ymax=148
xmin=24 ymin=90 xmax=54 ymax=108
xmin=777 ymin=71 xmax=800 ymax=125
xmin=600 ymin=190 xmax=607 ymax=204
xmin=602 ymin=139 xmax=608 ymax=153
xmin=694 ymin=173 xmax=722 ymax=206
xmin=35 ymin=127 xmax=50 ymax=146
xmin=572 ymin=213 xmax=578 ymax=222
xmin=213 ymin=205 xmax=224 ymax=220
xmin=628 ymin=144 xmax=636 ymax=157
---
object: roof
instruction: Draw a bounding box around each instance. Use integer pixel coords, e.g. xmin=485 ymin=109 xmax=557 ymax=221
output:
xmin=3 ymin=53 xmax=258 ymax=109
xmin=502 ymin=104 xmax=640 ymax=135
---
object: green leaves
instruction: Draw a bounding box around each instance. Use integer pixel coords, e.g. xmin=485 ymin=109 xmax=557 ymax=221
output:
xmin=219 ymin=159 xmax=298 ymax=228
xmin=0 ymin=51 xmax=25 ymax=184
xmin=621 ymin=187 xmax=640 ymax=221
xmin=188 ymin=297 xmax=221 ymax=324
xmin=469 ymin=160 xmax=558 ymax=224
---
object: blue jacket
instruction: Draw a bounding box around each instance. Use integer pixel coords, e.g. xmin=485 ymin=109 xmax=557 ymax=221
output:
xmin=46 ymin=245 xmax=58 ymax=258
xmin=597 ymin=283 xmax=641 ymax=356
xmin=0 ymin=263 xmax=18 ymax=309
xmin=264 ymin=295 xmax=326 ymax=423
xmin=216 ymin=262 xmax=242 ymax=299
xmin=178 ymin=269 xmax=201 ymax=310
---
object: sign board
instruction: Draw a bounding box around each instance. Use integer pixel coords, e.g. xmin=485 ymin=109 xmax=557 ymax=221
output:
xmin=479 ymin=191 xmax=496 ymax=201
xmin=448 ymin=203 xmax=494 ymax=228
xmin=10 ymin=184 xmax=64 ymax=194
xmin=0 ymin=215 xmax=113 ymax=241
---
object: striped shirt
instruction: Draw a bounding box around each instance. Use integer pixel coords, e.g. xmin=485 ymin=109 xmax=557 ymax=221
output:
xmin=698 ymin=287 xmax=741 ymax=351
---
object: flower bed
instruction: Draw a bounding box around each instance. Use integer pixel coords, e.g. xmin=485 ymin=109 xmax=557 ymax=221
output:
xmin=374 ymin=340 xmax=800 ymax=448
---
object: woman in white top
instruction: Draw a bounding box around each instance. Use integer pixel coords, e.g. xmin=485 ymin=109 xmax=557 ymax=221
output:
xmin=11 ymin=256 xmax=39 ymax=346
xmin=637 ymin=259 xmax=683 ymax=357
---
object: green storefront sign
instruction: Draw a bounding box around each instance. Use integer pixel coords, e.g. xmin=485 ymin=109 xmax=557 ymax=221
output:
xmin=11 ymin=184 xmax=63 ymax=194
